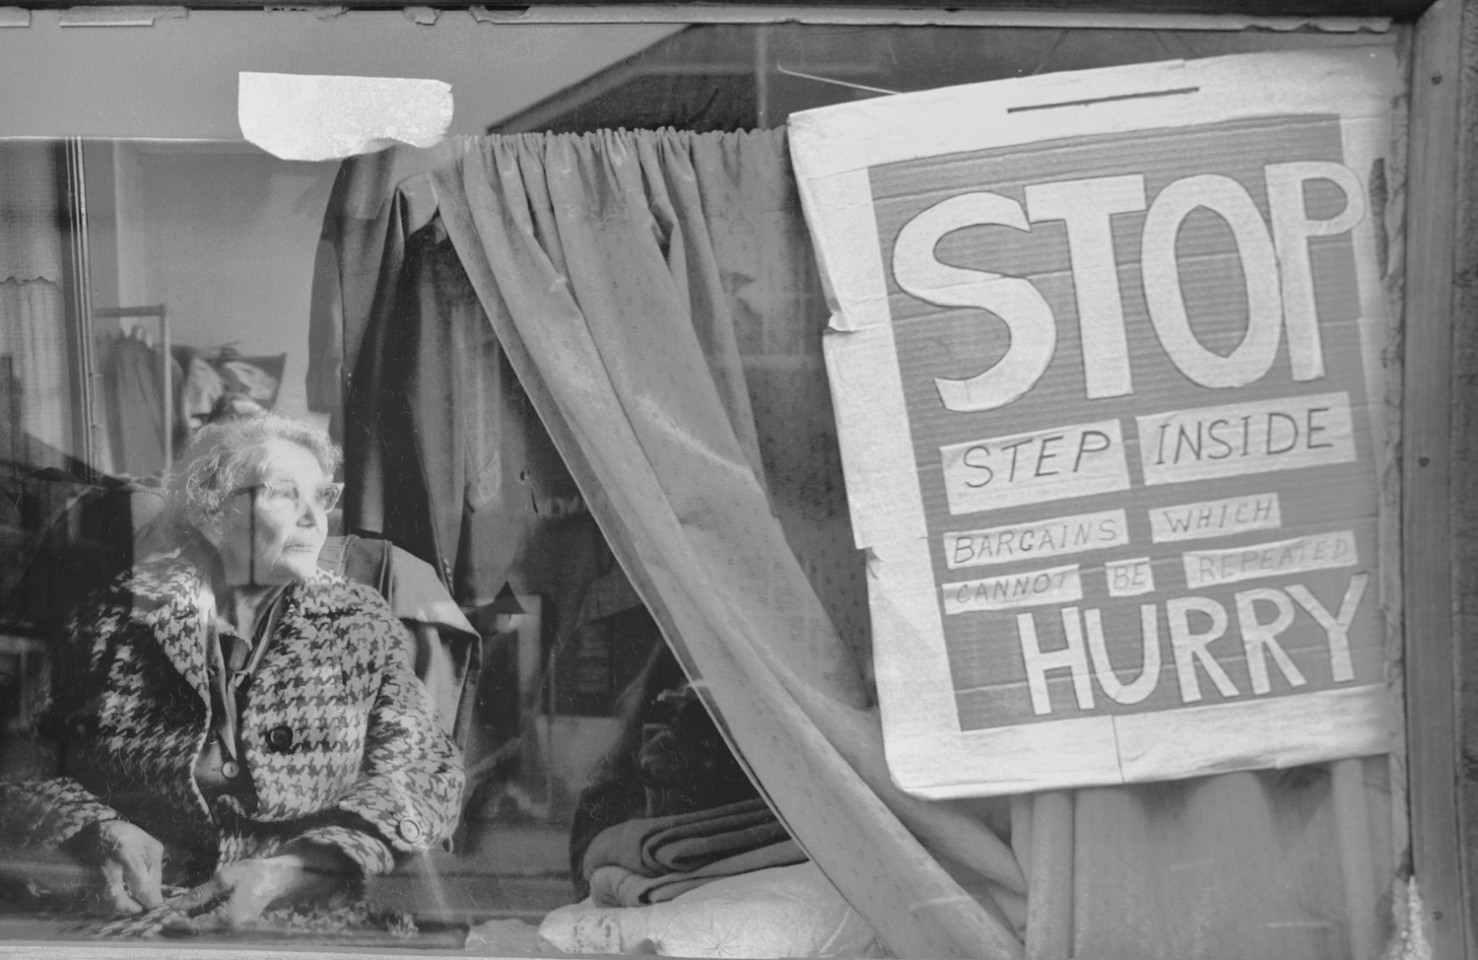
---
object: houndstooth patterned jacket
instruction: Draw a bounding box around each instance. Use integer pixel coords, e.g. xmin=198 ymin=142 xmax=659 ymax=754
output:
xmin=0 ymin=555 xmax=465 ymax=882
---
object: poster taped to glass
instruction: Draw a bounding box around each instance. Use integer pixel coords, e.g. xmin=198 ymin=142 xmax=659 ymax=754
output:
xmin=790 ymin=48 xmax=1396 ymax=798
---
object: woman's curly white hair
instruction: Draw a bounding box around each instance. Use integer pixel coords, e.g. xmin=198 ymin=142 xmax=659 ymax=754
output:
xmin=166 ymin=412 xmax=341 ymax=543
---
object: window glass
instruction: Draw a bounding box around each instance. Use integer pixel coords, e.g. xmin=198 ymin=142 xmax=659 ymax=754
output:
xmin=0 ymin=17 xmax=1401 ymax=957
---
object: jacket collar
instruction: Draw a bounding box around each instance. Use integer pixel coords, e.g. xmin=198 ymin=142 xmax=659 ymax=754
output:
xmin=122 ymin=555 xmax=211 ymax=699
xmin=120 ymin=554 xmax=360 ymax=698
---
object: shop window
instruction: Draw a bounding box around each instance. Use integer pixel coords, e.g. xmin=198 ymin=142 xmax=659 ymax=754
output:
xmin=0 ymin=10 xmax=1461 ymax=960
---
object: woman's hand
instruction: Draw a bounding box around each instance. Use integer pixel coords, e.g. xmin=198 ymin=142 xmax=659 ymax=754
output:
xmin=76 ymin=819 xmax=165 ymax=915
xmin=166 ymin=844 xmax=351 ymax=932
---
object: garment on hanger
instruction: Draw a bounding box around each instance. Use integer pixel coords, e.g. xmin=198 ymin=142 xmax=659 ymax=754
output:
xmin=103 ymin=333 xmax=171 ymax=477
xmin=346 ymin=220 xmax=586 ymax=611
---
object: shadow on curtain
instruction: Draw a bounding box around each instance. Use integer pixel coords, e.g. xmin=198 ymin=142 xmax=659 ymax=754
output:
xmin=314 ymin=128 xmax=1394 ymax=960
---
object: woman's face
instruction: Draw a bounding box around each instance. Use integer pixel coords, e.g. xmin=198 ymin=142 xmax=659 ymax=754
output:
xmin=214 ymin=438 xmax=333 ymax=585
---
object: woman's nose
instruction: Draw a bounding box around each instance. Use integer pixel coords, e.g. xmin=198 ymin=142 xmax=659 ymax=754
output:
xmin=297 ymin=501 xmax=324 ymax=528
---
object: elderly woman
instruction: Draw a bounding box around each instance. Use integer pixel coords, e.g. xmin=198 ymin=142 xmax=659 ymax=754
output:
xmin=0 ymin=413 xmax=464 ymax=929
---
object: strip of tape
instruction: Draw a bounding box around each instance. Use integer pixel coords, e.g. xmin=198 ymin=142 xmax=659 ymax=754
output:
xmin=260 ymin=5 xmax=347 ymax=18
xmin=0 ymin=7 xmax=28 ymax=27
xmin=58 ymin=5 xmax=185 ymax=26
xmin=239 ymin=72 xmax=453 ymax=161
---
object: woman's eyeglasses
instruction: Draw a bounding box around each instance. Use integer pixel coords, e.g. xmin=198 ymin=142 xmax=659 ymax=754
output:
xmin=234 ymin=479 xmax=344 ymax=513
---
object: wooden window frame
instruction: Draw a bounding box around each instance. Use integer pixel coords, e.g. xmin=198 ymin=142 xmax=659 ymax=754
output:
xmin=1403 ymin=1 xmax=1470 ymax=958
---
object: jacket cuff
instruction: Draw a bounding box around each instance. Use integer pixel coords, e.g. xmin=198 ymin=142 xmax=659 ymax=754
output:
xmin=336 ymin=792 xmax=446 ymax=859
xmin=0 ymin=778 xmax=120 ymax=849
xmin=296 ymin=824 xmax=396 ymax=878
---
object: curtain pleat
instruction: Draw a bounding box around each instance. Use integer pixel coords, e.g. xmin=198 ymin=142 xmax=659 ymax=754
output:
xmin=0 ymin=144 xmax=72 ymax=469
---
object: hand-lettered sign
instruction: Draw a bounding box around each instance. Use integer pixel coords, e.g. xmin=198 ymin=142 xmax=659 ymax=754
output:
xmin=789 ymin=50 xmax=1395 ymax=797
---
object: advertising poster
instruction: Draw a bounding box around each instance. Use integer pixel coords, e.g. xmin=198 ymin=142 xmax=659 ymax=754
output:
xmin=789 ymin=49 xmax=1396 ymax=798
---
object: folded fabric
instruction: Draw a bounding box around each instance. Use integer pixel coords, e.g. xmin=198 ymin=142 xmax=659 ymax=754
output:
xmin=582 ymin=797 xmax=789 ymax=879
xmin=541 ymin=861 xmax=885 ymax=958
xmin=590 ymin=838 xmax=808 ymax=908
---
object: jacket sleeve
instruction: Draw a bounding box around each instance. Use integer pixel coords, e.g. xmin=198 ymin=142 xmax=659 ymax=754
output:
xmin=0 ymin=593 xmax=124 ymax=850
xmin=296 ymin=609 xmax=465 ymax=876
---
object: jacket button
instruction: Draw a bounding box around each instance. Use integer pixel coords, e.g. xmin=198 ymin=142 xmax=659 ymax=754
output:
xmin=397 ymin=817 xmax=423 ymax=844
xmin=267 ymin=725 xmax=295 ymax=753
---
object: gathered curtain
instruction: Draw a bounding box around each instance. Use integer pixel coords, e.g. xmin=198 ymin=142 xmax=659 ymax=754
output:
xmin=0 ymin=143 xmax=73 ymax=471
xmin=317 ymin=128 xmax=1394 ymax=960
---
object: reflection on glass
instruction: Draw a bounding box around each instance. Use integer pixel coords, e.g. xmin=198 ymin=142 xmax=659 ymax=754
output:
xmin=0 ymin=21 xmax=1395 ymax=958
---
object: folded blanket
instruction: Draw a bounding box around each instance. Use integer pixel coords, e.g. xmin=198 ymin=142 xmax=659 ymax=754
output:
xmin=582 ymin=798 xmax=790 ymax=879
xmin=590 ymin=839 xmax=808 ymax=908
xmin=541 ymin=862 xmax=884 ymax=958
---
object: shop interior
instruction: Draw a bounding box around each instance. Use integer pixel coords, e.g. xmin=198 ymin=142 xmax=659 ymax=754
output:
xmin=0 ymin=18 xmax=1401 ymax=956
